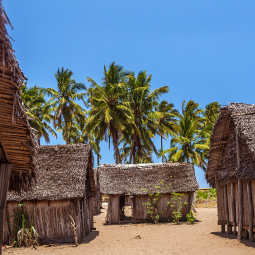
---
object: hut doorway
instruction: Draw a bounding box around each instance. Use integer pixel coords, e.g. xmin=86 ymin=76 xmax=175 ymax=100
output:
xmin=120 ymin=195 xmax=133 ymax=222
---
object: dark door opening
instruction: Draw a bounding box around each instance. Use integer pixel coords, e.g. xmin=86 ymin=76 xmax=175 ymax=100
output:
xmin=120 ymin=195 xmax=133 ymax=221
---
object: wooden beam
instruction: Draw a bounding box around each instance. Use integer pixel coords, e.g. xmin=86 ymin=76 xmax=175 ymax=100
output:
xmin=237 ymin=179 xmax=243 ymax=241
xmin=231 ymin=183 xmax=237 ymax=235
xmin=224 ymin=185 xmax=230 ymax=234
xmin=247 ymin=181 xmax=253 ymax=241
xmin=133 ymin=196 xmax=136 ymax=224
xmin=236 ymin=128 xmax=243 ymax=241
xmin=0 ymin=163 xmax=12 ymax=255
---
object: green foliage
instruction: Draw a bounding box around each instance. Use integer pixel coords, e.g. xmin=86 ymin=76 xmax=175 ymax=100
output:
xmin=44 ymin=67 xmax=87 ymax=144
xmin=168 ymin=192 xmax=185 ymax=224
xmin=20 ymin=63 xmax=220 ymax=169
xmin=9 ymin=203 xmax=39 ymax=247
xmin=21 ymin=83 xmax=57 ymax=144
xmin=196 ymin=188 xmax=217 ymax=201
xmin=186 ymin=210 xmax=196 ymax=224
xmin=141 ymin=180 xmax=171 ymax=224
xmin=159 ymin=100 xmax=221 ymax=171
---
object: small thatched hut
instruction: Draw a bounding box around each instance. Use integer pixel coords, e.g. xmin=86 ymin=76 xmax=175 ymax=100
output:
xmin=206 ymin=103 xmax=255 ymax=241
xmin=4 ymin=144 xmax=95 ymax=244
xmin=0 ymin=2 xmax=37 ymax=253
xmin=93 ymin=168 xmax=102 ymax=214
xmin=99 ymin=162 xmax=199 ymax=224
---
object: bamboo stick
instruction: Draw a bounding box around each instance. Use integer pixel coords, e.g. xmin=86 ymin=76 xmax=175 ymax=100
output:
xmin=237 ymin=179 xmax=243 ymax=241
xmin=236 ymin=127 xmax=243 ymax=241
xmin=133 ymin=196 xmax=136 ymax=224
xmin=224 ymin=184 xmax=230 ymax=234
xmin=231 ymin=183 xmax=237 ymax=235
xmin=247 ymin=181 xmax=253 ymax=241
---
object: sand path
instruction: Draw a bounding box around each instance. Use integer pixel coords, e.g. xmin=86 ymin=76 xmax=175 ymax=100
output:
xmin=3 ymin=206 xmax=255 ymax=255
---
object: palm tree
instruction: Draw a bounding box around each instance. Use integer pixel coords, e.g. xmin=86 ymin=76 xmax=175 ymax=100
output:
xmin=203 ymin=102 xmax=221 ymax=133
xmin=44 ymin=67 xmax=86 ymax=144
xmin=21 ymin=83 xmax=57 ymax=144
xmin=159 ymin=100 xmax=209 ymax=168
xmin=125 ymin=71 xmax=169 ymax=164
xmin=155 ymin=100 xmax=178 ymax=162
xmin=68 ymin=114 xmax=101 ymax=166
xmin=86 ymin=62 xmax=132 ymax=164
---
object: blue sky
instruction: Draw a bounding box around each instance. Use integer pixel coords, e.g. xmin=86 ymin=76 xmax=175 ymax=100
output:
xmin=5 ymin=0 xmax=255 ymax=187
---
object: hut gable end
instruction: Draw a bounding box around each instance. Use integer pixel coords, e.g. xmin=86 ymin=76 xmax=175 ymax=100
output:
xmin=7 ymin=144 xmax=95 ymax=201
xmin=206 ymin=103 xmax=255 ymax=187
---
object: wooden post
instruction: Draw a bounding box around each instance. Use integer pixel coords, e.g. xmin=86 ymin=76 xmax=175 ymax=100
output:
xmin=237 ymin=179 xmax=243 ymax=241
xmin=236 ymin=128 xmax=243 ymax=241
xmin=224 ymin=185 xmax=230 ymax=234
xmin=133 ymin=196 xmax=136 ymax=224
xmin=108 ymin=195 xmax=112 ymax=225
xmin=0 ymin=163 xmax=11 ymax=255
xmin=247 ymin=181 xmax=253 ymax=241
xmin=231 ymin=183 xmax=237 ymax=235
xmin=221 ymin=225 xmax=225 ymax=233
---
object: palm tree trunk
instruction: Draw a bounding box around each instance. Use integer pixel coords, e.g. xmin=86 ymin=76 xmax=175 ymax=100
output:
xmin=161 ymin=136 xmax=163 ymax=163
xmin=65 ymin=120 xmax=68 ymax=144
xmin=129 ymin=134 xmax=136 ymax=164
xmin=133 ymin=148 xmax=136 ymax=164
xmin=97 ymin=153 xmax=99 ymax=167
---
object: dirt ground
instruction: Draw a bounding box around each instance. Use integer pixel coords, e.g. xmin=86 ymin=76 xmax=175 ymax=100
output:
xmin=3 ymin=205 xmax=255 ymax=255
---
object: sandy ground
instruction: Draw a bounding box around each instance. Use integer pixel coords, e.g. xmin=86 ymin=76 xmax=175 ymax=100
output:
xmin=3 ymin=205 xmax=255 ymax=255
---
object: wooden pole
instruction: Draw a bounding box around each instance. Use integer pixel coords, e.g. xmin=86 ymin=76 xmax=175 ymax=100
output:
xmin=133 ymin=196 xmax=136 ymax=224
xmin=0 ymin=163 xmax=11 ymax=255
xmin=247 ymin=181 xmax=253 ymax=241
xmin=231 ymin=183 xmax=237 ymax=235
xmin=237 ymin=179 xmax=243 ymax=241
xmin=108 ymin=195 xmax=112 ymax=225
xmin=224 ymin=184 xmax=230 ymax=234
xmin=236 ymin=128 xmax=243 ymax=241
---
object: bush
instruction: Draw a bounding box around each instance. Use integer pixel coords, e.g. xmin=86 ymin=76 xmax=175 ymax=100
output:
xmin=9 ymin=203 xmax=39 ymax=247
xmin=168 ymin=193 xmax=186 ymax=224
xmin=186 ymin=210 xmax=196 ymax=224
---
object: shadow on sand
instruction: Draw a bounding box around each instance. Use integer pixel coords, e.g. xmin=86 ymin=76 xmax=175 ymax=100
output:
xmin=211 ymin=231 xmax=255 ymax=249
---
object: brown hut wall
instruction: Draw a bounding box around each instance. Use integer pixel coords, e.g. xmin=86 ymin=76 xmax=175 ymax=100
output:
xmin=135 ymin=195 xmax=150 ymax=220
xmin=93 ymin=190 xmax=101 ymax=215
xmin=134 ymin=193 xmax=191 ymax=221
xmin=252 ymin=180 xmax=255 ymax=226
xmin=234 ymin=181 xmax=239 ymax=224
xmin=216 ymin=182 xmax=225 ymax=224
xmin=227 ymin=183 xmax=232 ymax=223
xmin=110 ymin=195 xmax=120 ymax=224
xmin=3 ymin=198 xmax=94 ymax=244
xmin=218 ymin=180 xmax=255 ymax=232
xmin=243 ymin=182 xmax=249 ymax=227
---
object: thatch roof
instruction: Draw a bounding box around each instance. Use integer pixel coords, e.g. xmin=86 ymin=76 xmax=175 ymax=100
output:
xmin=98 ymin=162 xmax=199 ymax=195
xmin=0 ymin=1 xmax=37 ymax=192
xmin=206 ymin=103 xmax=255 ymax=187
xmin=7 ymin=144 xmax=95 ymax=201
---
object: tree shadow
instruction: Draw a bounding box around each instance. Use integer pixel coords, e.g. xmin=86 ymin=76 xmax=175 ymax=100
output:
xmin=211 ymin=231 xmax=255 ymax=248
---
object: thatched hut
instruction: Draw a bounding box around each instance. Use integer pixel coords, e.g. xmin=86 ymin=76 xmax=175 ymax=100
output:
xmin=4 ymin=144 xmax=95 ymax=244
xmin=93 ymin=168 xmax=102 ymax=214
xmin=0 ymin=2 xmax=36 ymax=253
xmin=99 ymin=162 xmax=199 ymax=224
xmin=206 ymin=103 xmax=255 ymax=241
